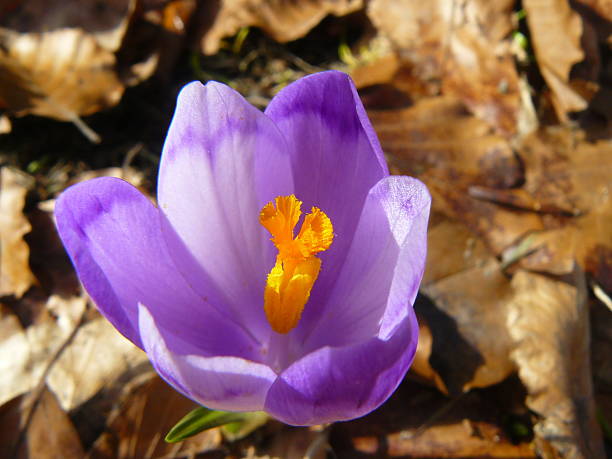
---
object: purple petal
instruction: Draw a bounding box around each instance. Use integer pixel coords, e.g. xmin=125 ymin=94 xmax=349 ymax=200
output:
xmin=299 ymin=176 xmax=430 ymax=350
xmin=265 ymin=71 xmax=389 ymax=332
xmin=264 ymin=310 xmax=418 ymax=426
xmin=158 ymin=81 xmax=294 ymax=340
xmin=55 ymin=177 xmax=257 ymax=357
xmin=139 ymin=304 xmax=277 ymax=411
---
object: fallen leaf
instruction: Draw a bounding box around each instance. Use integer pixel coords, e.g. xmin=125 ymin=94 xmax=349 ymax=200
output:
xmin=507 ymin=269 xmax=605 ymax=458
xmin=488 ymin=130 xmax=612 ymax=287
xmin=46 ymin=317 xmax=148 ymax=411
xmin=89 ymin=374 xmax=223 ymax=459
xmin=0 ymin=387 xmax=85 ymax=459
xmin=574 ymin=0 xmax=612 ymax=21
xmin=590 ymin=296 xmax=612 ymax=444
xmin=196 ymin=0 xmax=363 ymax=55
xmin=0 ymin=166 xmax=36 ymax=298
xmin=0 ymin=0 xmax=135 ymax=52
xmin=0 ymin=114 xmax=10 ymax=134
xmin=0 ymin=291 xmax=87 ymax=407
xmin=0 ymin=28 xmax=125 ymax=121
xmin=419 ymin=258 xmax=517 ymax=394
xmin=367 ymin=0 xmax=521 ymax=135
xmin=523 ymin=0 xmax=587 ymax=121
xmin=330 ymin=378 xmax=536 ymax=458
xmin=428 ymin=180 xmax=544 ymax=256
xmin=266 ymin=425 xmax=328 ymax=459
xmin=0 ymin=305 xmax=31 ymax=407
xmin=369 ymin=96 xmax=522 ymax=189
xmin=0 ymin=0 xmax=188 ymax=126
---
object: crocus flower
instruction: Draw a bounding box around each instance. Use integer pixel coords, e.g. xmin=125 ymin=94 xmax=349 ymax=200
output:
xmin=55 ymin=71 xmax=430 ymax=426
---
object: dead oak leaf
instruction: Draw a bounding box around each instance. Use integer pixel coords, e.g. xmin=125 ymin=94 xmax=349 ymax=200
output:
xmin=0 ymin=387 xmax=85 ymax=459
xmin=46 ymin=316 xmax=148 ymax=412
xmin=196 ymin=0 xmax=363 ymax=55
xmin=482 ymin=130 xmax=612 ymax=287
xmin=507 ymin=270 xmax=605 ymax=459
xmin=0 ymin=166 xmax=36 ymax=298
xmin=0 ymin=28 xmax=125 ymax=122
xmin=0 ymin=305 xmax=31 ymax=407
xmin=367 ymin=0 xmax=521 ymax=135
xmin=330 ymin=379 xmax=536 ymax=458
xmin=369 ymin=96 xmax=522 ymax=189
xmin=523 ymin=0 xmax=587 ymax=121
xmin=88 ymin=374 xmax=222 ymax=459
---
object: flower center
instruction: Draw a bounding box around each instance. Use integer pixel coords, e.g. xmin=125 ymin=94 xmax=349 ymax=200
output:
xmin=259 ymin=195 xmax=334 ymax=334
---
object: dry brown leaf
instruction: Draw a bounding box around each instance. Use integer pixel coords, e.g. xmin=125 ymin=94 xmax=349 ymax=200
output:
xmin=419 ymin=257 xmax=517 ymax=394
xmin=367 ymin=0 xmax=521 ymax=135
xmin=0 ymin=114 xmax=11 ymax=134
xmin=89 ymin=374 xmax=222 ymax=459
xmin=0 ymin=0 xmax=189 ymax=125
xmin=0 ymin=28 xmax=125 ymax=121
xmin=523 ymin=0 xmax=587 ymax=121
xmin=330 ymin=379 xmax=536 ymax=458
xmin=0 ymin=387 xmax=85 ymax=459
xmin=590 ymin=297 xmax=612 ymax=437
xmin=574 ymin=0 xmax=612 ymax=21
xmin=0 ymin=292 xmax=86 ymax=407
xmin=507 ymin=270 xmax=605 ymax=458
xmin=266 ymin=426 xmax=327 ymax=459
xmin=370 ymin=96 xmax=522 ymax=189
xmin=23 ymin=388 xmax=85 ymax=459
xmin=483 ymin=130 xmax=612 ymax=286
xmin=409 ymin=217 xmax=517 ymax=394
xmin=0 ymin=0 xmax=135 ymax=52
xmin=196 ymin=0 xmax=363 ymax=55
xmin=0 ymin=166 xmax=36 ymax=298
xmin=520 ymin=129 xmax=611 ymax=215
xmin=46 ymin=317 xmax=148 ymax=411
xmin=0 ymin=305 xmax=31 ymax=406
xmin=421 ymin=218 xmax=491 ymax=287
xmin=428 ymin=179 xmax=545 ymax=255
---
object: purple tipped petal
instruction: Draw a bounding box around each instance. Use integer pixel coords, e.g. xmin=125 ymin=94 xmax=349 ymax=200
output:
xmin=159 ymin=81 xmax=294 ymax=340
xmin=264 ymin=311 xmax=418 ymax=426
xmin=265 ymin=72 xmax=389 ymax=300
xmin=55 ymin=177 xmax=257 ymax=357
xmin=300 ymin=176 xmax=430 ymax=349
xmin=139 ymin=304 xmax=277 ymax=411
xmin=55 ymin=72 xmax=431 ymax=426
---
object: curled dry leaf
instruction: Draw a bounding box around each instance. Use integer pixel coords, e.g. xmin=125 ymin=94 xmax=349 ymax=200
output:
xmin=507 ymin=270 xmax=605 ymax=459
xmin=0 ymin=28 xmax=125 ymax=121
xmin=417 ymin=220 xmax=516 ymax=394
xmin=523 ymin=0 xmax=587 ymax=121
xmin=266 ymin=426 xmax=328 ymax=459
xmin=590 ymin=297 xmax=612 ymax=434
xmin=574 ymin=0 xmax=612 ymax=21
xmin=0 ymin=292 xmax=86 ymax=407
xmin=367 ymin=0 xmax=521 ymax=135
xmin=370 ymin=96 xmax=522 ymax=189
xmin=486 ymin=130 xmax=612 ymax=288
xmin=89 ymin=375 xmax=222 ymax=459
xmin=0 ymin=0 xmax=188 ymax=123
xmin=197 ymin=0 xmax=363 ymax=55
xmin=0 ymin=305 xmax=31 ymax=407
xmin=330 ymin=379 xmax=536 ymax=458
xmin=46 ymin=317 xmax=148 ymax=411
xmin=0 ymin=166 xmax=36 ymax=298
xmin=0 ymin=387 xmax=85 ymax=459
xmin=0 ymin=114 xmax=11 ymax=134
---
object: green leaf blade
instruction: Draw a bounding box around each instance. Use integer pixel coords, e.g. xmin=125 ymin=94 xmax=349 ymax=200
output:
xmin=164 ymin=407 xmax=249 ymax=443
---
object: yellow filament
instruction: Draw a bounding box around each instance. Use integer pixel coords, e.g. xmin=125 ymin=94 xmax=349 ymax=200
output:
xmin=259 ymin=195 xmax=333 ymax=333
